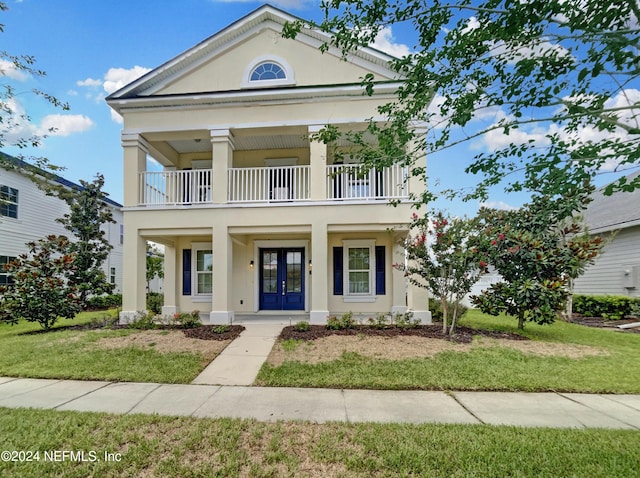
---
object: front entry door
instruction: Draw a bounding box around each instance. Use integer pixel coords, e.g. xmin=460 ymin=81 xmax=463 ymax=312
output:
xmin=259 ymin=248 xmax=305 ymax=310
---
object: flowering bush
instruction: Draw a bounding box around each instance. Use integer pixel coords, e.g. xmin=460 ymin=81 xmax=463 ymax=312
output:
xmin=471 ymin=191 xmax=603 ymax=329
xmin=398 ymin=211 xmax=484 ymax=335
xmin=0 ymin=236 xmax=80 ymax=330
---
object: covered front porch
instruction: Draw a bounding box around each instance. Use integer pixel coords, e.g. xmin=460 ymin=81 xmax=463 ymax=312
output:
xmin=119 ymin=220 xmax=430 ymax=325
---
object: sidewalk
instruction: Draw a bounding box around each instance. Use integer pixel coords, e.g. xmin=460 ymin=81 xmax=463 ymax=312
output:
xmin=0 ymin=376 xmax=639 ymax=429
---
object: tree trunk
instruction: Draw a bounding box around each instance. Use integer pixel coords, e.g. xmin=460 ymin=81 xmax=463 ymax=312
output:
xmin=441 ymin=300 xmax=448 ymax=335
xmin=449 ymin=301 xmax=459 ymax=336
xmin=518 ymin=313 xmax=525 ymax=330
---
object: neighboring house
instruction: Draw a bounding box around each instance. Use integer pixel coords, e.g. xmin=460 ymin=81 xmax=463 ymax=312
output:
xmin=573 ymin=172 xmax=640 ymax=297
xmin=0 ymin=154 xmax=124 ymax=292
xmin=106 ymin=5 xmax=430 ymax=324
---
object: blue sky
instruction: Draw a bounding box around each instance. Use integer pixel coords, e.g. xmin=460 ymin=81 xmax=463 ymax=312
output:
xmin=2 ymin=0 xmax=631 ymax=216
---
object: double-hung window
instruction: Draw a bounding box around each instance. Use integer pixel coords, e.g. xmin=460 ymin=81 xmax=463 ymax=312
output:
xmin=192 ymin=243 xmax=212 ymax=300
xmin=0 ymin=186 xmax=18 ymax=219
xmin=0 ymin=255 xmax=16 ymax=286
xmin=343 ymin=240 xmax=376 ymax=302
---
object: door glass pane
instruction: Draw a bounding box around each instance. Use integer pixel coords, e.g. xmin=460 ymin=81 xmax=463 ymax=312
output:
xmin=286 ymin=251 xmax=302 ymax=293
xmin=262 ymin=250 xmax=278 ymax=293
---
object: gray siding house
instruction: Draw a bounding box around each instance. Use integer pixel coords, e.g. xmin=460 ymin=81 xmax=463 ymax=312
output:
xmin=573 ymin=173 xmax=640 ymax=297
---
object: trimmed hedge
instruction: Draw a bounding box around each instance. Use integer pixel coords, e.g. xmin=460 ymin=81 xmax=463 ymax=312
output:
xmin=86 ymin=294 xmax=122 ymax=310
xmin=147 ymin=292 xmax=164 ymax=314
xmin=573 ymin=294 xmax=640 ymax=320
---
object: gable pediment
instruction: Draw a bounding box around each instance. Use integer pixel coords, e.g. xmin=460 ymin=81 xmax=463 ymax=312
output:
xmin=108 ymin=5 xmax=400 ymax=101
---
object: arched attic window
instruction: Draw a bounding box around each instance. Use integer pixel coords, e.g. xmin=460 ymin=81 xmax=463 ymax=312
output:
xmin=242 ymin=55 xmax=296 ymax=88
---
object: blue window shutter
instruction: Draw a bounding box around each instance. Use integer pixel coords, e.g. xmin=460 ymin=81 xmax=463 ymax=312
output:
xmin=333 ymin=247 xmax=343 ymax=295
xmin=375 ymin=246 xmax=386 ymax=295
xmin=182 ymin=249 xmax=192 ymax=296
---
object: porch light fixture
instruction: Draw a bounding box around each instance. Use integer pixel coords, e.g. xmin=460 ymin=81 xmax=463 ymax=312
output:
xmin=309 ymin=259 xmax=312 ymax=275
xmin=249 ymin=260 xmax=254 ymax=269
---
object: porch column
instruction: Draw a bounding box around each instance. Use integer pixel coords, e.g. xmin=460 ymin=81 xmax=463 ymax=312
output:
xmin=407 ymin=125 xmax=428 ymax=199
xmin=211 ymin=129 xmax=235 ymax=204
xmin=391 ymin=239 xmax=408 ymax=314
xmin=210 ymin=224 xmax=234 ymax=324
xmin=308 ymin=125 xmax=327 ymax=201
xmin=162 ymin=243 xmax=177 ymax=316
xmin=119 ymin=229 xmax=147 ymax=324
xmin=121 ymin=132 xmax=147 ymax=207
xmin=310 ymin=221 xmax=329 ymax=323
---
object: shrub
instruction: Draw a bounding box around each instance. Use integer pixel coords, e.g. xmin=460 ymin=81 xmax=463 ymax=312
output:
xmin=211 ymin=324 xmax=230 ymax=334
xmin=429 ymin=301 xmax=469 ymax=323
xmin=572 ymin=294 xmax=640 ymax=320
xmin=146 ymin=292 xmax=163 ymax=314
xmin=86 ymin=294 xmax=122 ymax=310
xmin=172 ymin=310 xmax=201 ymax=329
xmin=129 ymin=311 xmax=157 ymax=330
xmin=326 ymin=312 xmax=356 ymax=330
xmin=368 ymin=313 xmax=391 ymax=329
xmin=294 ymin=320 xmax=309 ymax=332
xmin=393 ymin=311 xmax=421 ymax=329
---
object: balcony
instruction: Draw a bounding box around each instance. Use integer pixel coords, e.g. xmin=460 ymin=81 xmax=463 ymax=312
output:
xmin=137 ymin=164 xmax=408 ymax=206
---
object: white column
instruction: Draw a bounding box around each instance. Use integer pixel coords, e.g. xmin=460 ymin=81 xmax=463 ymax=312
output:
xmin=310 ymin=221 xmax=329 ymax=323
xmin=308 ymin=125 xmax=327 ymax=201
xmin=210 ymin=224 xmax=234 ymax=324
xmin=211 ymin=129 xmax=235 ymax=204
xmin=161 ymin=243 xmax=177 ymax=316
xmin=119 ymin=229 xmax=147 ymax=324
xmin=121 ymin=133 xmax=147 ymax=207
xmin=406 ymin=126 xmax=431 ymax=323
xmin=391 ymin=240 xmax=408 ymax=315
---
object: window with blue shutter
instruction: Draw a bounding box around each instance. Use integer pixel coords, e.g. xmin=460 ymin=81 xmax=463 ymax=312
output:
xmin=375 ymin=245 xmax=385 ymax=295
xmin=182 ymin=249 xmax=192 ymax=295
xmin=333 ymin=247 xmax=343 ymax=295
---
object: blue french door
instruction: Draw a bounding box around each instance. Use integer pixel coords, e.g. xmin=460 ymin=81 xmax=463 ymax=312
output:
xmin=259 ymin=248 xmax=305 ymax=310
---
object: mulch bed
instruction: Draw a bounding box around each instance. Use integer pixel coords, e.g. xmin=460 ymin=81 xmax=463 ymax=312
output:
xmin=279 ymin=324 xmax=528 ymax=344
xmin=182 ymin=325 xmax=245 ymax=341
xmin=568 ymin=314 xmax=640 ymax=333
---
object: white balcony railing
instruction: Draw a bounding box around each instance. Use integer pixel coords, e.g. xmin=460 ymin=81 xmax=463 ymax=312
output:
xmin=326 ymin=164 xmax=408 ymax=200
xmin=228 ymin=165 xmax=311 ymax=203
xmin=139 ymin=170 xmax=212 ymax=206
xmin=138 ymin=164 xmax=408 ymax=206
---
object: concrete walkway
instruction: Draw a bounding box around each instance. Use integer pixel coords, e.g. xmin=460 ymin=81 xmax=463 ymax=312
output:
xmin=0 ymin=377 xmax=639 ymax=429
xmin=191 ymin=322 xmax=285 ymax=386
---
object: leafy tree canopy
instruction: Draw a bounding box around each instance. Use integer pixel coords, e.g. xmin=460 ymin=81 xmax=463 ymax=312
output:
xmin=285 ymin=0 xmax=640 ymax=201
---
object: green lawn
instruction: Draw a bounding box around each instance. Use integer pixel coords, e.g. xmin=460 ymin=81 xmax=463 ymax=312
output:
xmin=257 ymin=310 xmax=640 ymax=393
xmin=0 ymin=311 xmax=208 ymax=384
xmin=0 ymin=407 xmax=638 ymax=477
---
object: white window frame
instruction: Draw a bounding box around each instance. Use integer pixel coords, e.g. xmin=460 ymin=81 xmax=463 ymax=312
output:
xmin=342 ymin=239 xmax=376 ymax=303
xmin=0 ymin=255 xmax=16 ymax=286
xmin=192 ymin=242 xmax=212 ymax=302
xmin=242 ymin=55 xmax=296 ymax=88
xmin=0 ymin=185 xmax=18 ymax=219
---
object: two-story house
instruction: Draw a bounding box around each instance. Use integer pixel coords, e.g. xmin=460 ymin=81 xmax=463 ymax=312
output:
xmin=107 ymin=5 xmax=430 ymax=324
xmin=0 ymin=154 xmax=124 ymax=291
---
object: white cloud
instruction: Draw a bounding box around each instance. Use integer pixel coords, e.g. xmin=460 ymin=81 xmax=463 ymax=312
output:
xmin=77 ymin=77 xmax=103 ymax=88
xmin=38 ymin=114 xmax=94 ymax=137
xmin=0 ymin=59 xmax=29 ymax=81
xmin=103 ymin=66 xmax=151 ymax=94
xmin=2 ymin=98 xmax=94 ymax=145
xmin=479 ymin=200 xmax=518 ymax=211
xmin=371 ymin=27 xmax=411 ymax=58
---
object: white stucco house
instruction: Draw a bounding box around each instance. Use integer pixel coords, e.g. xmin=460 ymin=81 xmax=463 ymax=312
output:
xmin=573 ymin=172 xmax=640 ymax=297
xmin=106 ymin=5 xmax=431 ymax=324
xmin=0 ymin=154 xmax=124 ymax=291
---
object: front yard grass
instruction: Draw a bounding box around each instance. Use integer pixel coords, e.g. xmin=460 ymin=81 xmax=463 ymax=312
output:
xmin=1 ymin=407 xmax=638 ymax=477
xmin=0 ymin=310 xmax=218 ymax=384
xmin=256 ymin=310 xmax=640 ymax=393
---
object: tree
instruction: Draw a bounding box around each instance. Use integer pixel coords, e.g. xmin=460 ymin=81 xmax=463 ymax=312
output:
xmin=470 ymin=188 xmax=603 ymax=329
xmin=284 ymin=0 xmax=640 ymax=200
xmin=0 ymin=235 xmax=80 ymax=330
xmin=45 ymin=175 xmax=115 ymax=307
xmin=146 ymin=242 xmax=164 ymax=291
xmin=0 ymin=2 xmax=68 ymax=175
xmin=398 ymin=211 xmax=484 ymax=335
